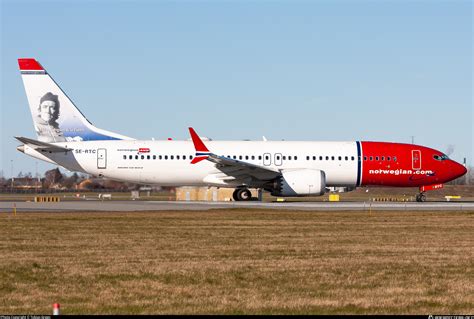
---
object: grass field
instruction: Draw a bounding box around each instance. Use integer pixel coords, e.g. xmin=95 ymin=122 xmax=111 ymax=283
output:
xmin=0 ymin=209 xmax=472 ymax=314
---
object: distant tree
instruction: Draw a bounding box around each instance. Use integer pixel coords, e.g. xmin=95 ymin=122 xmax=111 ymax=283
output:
xmin=43 ymin=168 xmax=64 ymax=188
xmin=78 ymin=179 xmax=105 ymax=190
xmin=102 ymin=179 xmax=128 ymax=191
xmin=63 ymin=172 xmax=81 ymax=189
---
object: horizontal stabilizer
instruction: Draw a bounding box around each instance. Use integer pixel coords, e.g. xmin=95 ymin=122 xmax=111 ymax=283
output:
xmin=15 ymin=136 xmax=73 ymax=153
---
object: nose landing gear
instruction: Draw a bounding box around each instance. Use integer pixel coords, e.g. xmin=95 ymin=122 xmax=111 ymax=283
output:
xmin=416 ymin=184 xmax=443 ymax=202
xmin=415 ymin=192 xmax=426 ymax=202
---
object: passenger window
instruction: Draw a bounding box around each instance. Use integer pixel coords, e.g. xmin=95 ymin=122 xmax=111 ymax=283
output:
xmin=276 ymin=155 xmax=281 ymax=160
xmin=364 ymin=156 xmax=367 ymax=161
xmin=345 ymin=156 xmax=348 ymax=161
xmin=294 ymin=156 xmax=298 ymax=160
xmin=153 ymin=155 xmax=156 ymax=160
xmin=147 ymin=155 xmax=150 ymax=160
xmin=375 ymin=156 xmax=379 ymax=161
xmin=306 ymin=156 xmax=310 ymax=160
xmin=129 ymin=155 xmax=133 ymax=160
xmin=265 ymin=155 xmax=269 ymax=160
xmin=326 ymin=156 xmax=329 ymax=160
xmin=123 ymin=155 xmax=127 ymax=160
xmin=239 ymin=155 xmax=243 ymax=160
xmin=288 ymin=156 xmax=292 ymax=160
xmin=319 ymin=156 xmax=323 ymax=160
xmin=387 ymin=156 xmax=391 ymax=161
xmin=135 ymin=155 xmax=139 ymax=160
xmin=233 ymin=156 xmax=236 ymax=159
xmin=283 ymin=156 xmax=286 ymax=160
xmin=164 ymin=155 xmax=168 ymax=160
xmin=393 ymin=156 xmax=397 ymax=162
xmin=370 ymin=156 xmax=373 ymax=161
xmin=331 ymin=156 xmax=335 ymax=160
xmin=177 ymin=155 xmax=180 ymax=160
xmin=258 ymin=156 xmax=262 ymax=160
xmin=338 ymin=156 xmax=342 ymax=160
xmin=245 ymin=156 xmax=249 ymax=160
xmin=190 ymin=155 xmax=193 ymax=159
xmin=251 ymin=156 xmax=255 ymax=160
xmin=351 ymin=156 xmax=355 ymax=161
xmin=381 ymin=156 xmax=385 ymax=161
xmin=313 ymin=156 xmax=316 ymax=160
xmin=183 ymin=155 xmax=186 ymax=160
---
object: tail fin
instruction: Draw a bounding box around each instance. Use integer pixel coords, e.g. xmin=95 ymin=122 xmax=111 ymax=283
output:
xmin=18 ymin=58 xmax=134 ymax=143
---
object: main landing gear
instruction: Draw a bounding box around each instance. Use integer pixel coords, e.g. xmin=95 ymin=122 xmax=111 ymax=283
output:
xmin=233 ymin=188 xmax=252 ymax=201
xmin=415 ymin=192 xmax=426 ymax=202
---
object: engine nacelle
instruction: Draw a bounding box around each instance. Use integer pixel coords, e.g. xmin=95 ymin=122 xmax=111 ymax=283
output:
xmin=271 ymin=169 xmax=326 ymax=197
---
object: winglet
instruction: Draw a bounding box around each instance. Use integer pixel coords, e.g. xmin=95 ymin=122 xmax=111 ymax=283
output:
xmin=189 ymin=127 xmax=210 ymax=164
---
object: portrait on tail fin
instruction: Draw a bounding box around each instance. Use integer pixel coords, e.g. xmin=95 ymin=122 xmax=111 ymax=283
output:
xmin=35 ymin=92 xmax=66 ymax=142
xmin=20 ymin=58 xmax=133 ymax=142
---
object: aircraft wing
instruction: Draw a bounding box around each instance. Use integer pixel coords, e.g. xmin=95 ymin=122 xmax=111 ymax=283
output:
xmin=15 ymin=136 xmax=73 ymax=153
xmin=188 ymin=128 xmax=280 ymax=185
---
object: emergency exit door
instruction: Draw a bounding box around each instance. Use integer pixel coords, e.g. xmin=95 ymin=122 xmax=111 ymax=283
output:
xmin=97 ymin=148 xmax=107 ymax=169
xmin=412 ymin=150 xmax=421 ymax=170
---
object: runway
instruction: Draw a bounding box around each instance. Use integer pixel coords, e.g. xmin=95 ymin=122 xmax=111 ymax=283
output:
xmin=1 ymin=200 xmax=474 ymax=212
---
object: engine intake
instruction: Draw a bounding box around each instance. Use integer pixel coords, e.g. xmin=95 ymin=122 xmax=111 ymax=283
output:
xmin=271 ymin=169 xmax=326 ymax=196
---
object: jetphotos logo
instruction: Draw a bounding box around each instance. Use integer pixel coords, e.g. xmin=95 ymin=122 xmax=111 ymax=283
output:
xmin=369 ymin=169 xmax=434 ymax=176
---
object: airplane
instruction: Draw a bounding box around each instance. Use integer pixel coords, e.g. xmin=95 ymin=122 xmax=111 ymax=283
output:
xmin=15 ymin=58 xmax=467 ymax=202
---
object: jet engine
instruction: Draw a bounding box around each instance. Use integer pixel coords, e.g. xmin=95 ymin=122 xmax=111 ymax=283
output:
xmin=271 ymin=169 xmax=326 ymax=196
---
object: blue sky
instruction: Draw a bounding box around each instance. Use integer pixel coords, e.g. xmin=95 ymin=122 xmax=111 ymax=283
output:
xmin=1 ymin=0 xmax=472 ymax=177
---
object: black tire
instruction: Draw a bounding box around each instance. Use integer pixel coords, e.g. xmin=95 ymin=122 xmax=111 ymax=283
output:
xmin=232 ymin=189 xmax=240 ymax=201
xmin=233 ymin=188 xmax=252 ymax=201
xmin=416 ymin=193 xmax=427 ymax=202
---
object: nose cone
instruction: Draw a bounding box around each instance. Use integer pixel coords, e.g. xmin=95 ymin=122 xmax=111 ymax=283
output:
xmin=451 ymin=161 xmax=467 ymax=179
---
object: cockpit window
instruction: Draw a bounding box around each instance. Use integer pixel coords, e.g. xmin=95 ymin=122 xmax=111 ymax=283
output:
xmin=433 ymin=154 xmax=449 ymax=161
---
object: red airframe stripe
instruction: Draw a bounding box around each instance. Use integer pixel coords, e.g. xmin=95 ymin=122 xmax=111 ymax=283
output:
xmin=18 ymin=58 xmax=44 ymax=71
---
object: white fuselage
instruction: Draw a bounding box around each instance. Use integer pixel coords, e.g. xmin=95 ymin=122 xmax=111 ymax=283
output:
xmin=23 ymin=140 xmax=360 ymax=187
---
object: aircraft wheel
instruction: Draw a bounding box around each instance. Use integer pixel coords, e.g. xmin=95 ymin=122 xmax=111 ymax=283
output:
xmin=233 ymin=188 xmax=252 ymax=201
xmin=416 ymin=193 xmax=426 ymax=202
